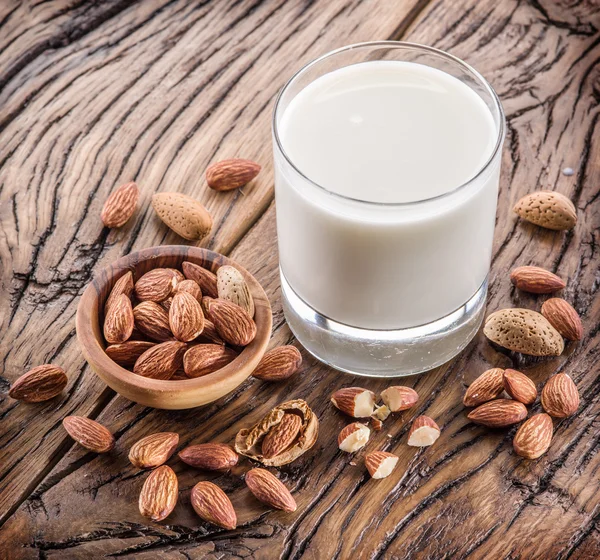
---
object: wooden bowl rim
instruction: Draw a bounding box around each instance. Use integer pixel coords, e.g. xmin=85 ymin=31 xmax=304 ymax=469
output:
xmin=76 ymin=245 xmax=272 ymax=395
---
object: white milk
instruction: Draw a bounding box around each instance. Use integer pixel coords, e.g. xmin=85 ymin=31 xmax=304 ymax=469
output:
xmin=275 ymin=61 xmax=500 ymax=330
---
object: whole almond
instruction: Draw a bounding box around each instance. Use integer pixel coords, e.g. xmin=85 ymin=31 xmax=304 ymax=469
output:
xmin=179 ymin=443 xmax=239 ymax=470
xmin=139 ymin=465 xmax=178 ymax=522
xmin=463 ymin=368 xmax=505 ymax=407
xmin=101 ymin=181 xmax=139 ymax=228
xmin=169 ymin=291 xmax=205 ymax=342
xmin=197 ymin=319 xmax=224 ymax=345
xmin=245 ymin=468 xmax=297 ymax=512
xmin=205 ymin=298 xmax=256 ymax=346
xmin=135 ymin=268 xmax=178 ymax=302
xmin=103 ymin=293 xmax=134 ymax=344
xmin=217 ymin=265 xmax=254 ymax=316
xmin=513 ymin=191 xmax=577 ymax=231
xmin=133 ymin=301 xmax=173 ymax=342
xmin=129 ymin=432 xmax=179 ymax=469
xmin=152 ymin=192 xmax=212 ymax=241
xmin=513 ymin=413 xmax=553 ymax=459
xmin=262 ymin=413 xmax=303 ymax=459
xmin=105 ymin=271 xmax=134 ymax=314
xmin=182 ymin=262 xmax=218 ymax=298
xmin=9 ymin=364 xmax=68 ymax=402
xmin=338 ymin=422 xmax=370 ymax=452
xmin=183 ymin=344 xmax=238 ymax=378
xmin=503 ymin=369 xmax=537 ymax=405
xmin=133 ymin=341 xmax=187 ymax=380
xmin=541 ymin=373 xmax=579 ymax=418
xmin=174 ymin=279 xmax=202 ymax=301
xmin=252 ymin=346 xmax=302 ymax=381
xmin=484 ymin=308 xmax=564 ymax=356
xmin=105 ymin=341 xmax=156 ymax=366
xmin=467 ymin=399 xmax=528 ymax=428
xmin=407 ymin=416 xmax=441 ymax=447
xmin=510 ymin=266 xmax=566 ymax=294
xmin=191 ymin=481 xmax=237 ymax=530
xmin=365 ymin=451 xmax=399 ymax=479
xmin=331 ymin=387 xmax=376 ymax=418
xmin=541 ymin=298 xmax=583 ymax=341
xmin=63 ymin=416 xmax=114 ymax=453
xmin=380 ymin=386 xmax=419 ymax=412
xmin=206 ymin=158 xmax=261 ymax=192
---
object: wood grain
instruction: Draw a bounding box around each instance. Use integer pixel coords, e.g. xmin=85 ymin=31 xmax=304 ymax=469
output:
xmin=1 ymin=0 xmax=599 ymax=558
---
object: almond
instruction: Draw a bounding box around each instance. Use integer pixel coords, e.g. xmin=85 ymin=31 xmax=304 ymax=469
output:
xmin=191 ymin=481 xmax=237 ymax=530
xmin=103 ymin=293 xmax=134 ymax=344
xmin=133 ymin=341 xmax=186 ymax=380
xmin=217 ymin=265 xmax=254 ymax=316
xmin=133 ymin=301 xmax=173 ymax=342
xmin=201 ymin=296 xmax=213 ymax=315
xmin=174 ymin=279 xmax=202 ymax=301
xmin=152 ymin=192 xmax=212 ymax=241
xmin=510 ymin=266 xmax=566 ymax=294
xmin=197 ymin=319 xmax=224 ymax=345
xmin=105 ymin=271 xmax=134 ymax=314
xmin=63 ymin=416 xmax=115 ymax=453
xmin=134 ymin=268 xmax=178 ymax=302
xmin=179 ymin=443 xmax=239 ymax=470
xmin=541 ymin=298 xmax=583 ymax=341
xmin=407 ymin=416 xmax=441 ymax=447
xmin=380 ymin=386 xmax=418 ymax=412
xmin=467 ymin=399 xmax=528 ymax=428
xmin=9 ymin=364 xmax=68 ymax=402
xmin=331 ymin=387 xmax=376 ymax=418
xmin=372 ymin=404 xmax=391 ymax=421
xmin=183 ymin=344 xmax=238 ymax=378
xmin=101 ymin=181 xmax=139 ymax=228
xmin=205 ymin=297 xmax=256 ymax=346
xmin=513 ymin=191 xmax=577 ymax=231
xmin=463 ymin=368 xmax=505 ymax=407
xmin=252 ymin=346 xmax=302 ymax=381
xmin=371 ymin=417 xmax=383 ymax=431
xmin=513 ymin=413 xmax=553 ymax=459
xmin=129 ymin=432 xmax=179 ymax=469
xmin=503 ymin=369 xmax=537 ymax=405
xmin=541 ymin=373 xmax=579 ymax=418
xmin=484 ymin=308 xmax=564 ymax=356
xmin=245 ymin=468 xmax=297 ymax=513
xmin=365 ymin=451 xmax=399 ymax=479
xmin=169 ymin=291 xmax=205 ymax=342
xmin=338 ymin=422 xmax=370 ymax=452
xmin=182 ymin=262 xmax=218 ymax=298
xmin=105 ymin=341 xmax=155 ymax=367
xmin=206 ymin=158 xmax=261 ymax=191
xmin=139 ymin=465 xmax=178 ymax=522
xmin=262 ymin=413 xmax=303 ymax=459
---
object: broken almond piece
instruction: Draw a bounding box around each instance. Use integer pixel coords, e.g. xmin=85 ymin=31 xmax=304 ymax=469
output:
xmin=380 ymin=386 xmax=418 ymax=412
xmin=365 ymin=451 xmax=399 ymax=479
xmin=338 ymin=423 xmax=370 ymax=453
xmin=372 ymin=404 xmax=391 ymax=421
xmin=331 ymin=387 xmax=375 ymax=418
xmin=407 ymin=416 xmax=441 ymax=447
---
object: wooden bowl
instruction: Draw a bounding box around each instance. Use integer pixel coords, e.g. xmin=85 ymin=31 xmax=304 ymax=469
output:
xmin=76 ymin=246 xmax=272 ymax=409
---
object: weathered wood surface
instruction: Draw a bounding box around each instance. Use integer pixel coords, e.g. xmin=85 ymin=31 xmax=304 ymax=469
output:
xmin=1 ymin=0 xmax=599 ymax=558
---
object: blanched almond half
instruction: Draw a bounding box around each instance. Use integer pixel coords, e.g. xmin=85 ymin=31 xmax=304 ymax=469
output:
xmin=380 ymin=386 xmax=418 ymax=412
xmin=338 ymin=423 xmax=370 ymax=453
xmin=331 ymin=387 xmax=375 ymax=418
xmin=365 ymin=451 xmax=399 ymax=479
xmin=407 ymin=416 xmax=441 ymax=447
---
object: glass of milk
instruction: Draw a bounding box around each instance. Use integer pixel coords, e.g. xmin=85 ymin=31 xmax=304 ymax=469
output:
xmin=272 ymin=42 xmax=505 ymax=376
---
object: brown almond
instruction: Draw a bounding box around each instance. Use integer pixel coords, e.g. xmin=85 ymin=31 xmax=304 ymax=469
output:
xmin=105 ymin=271 xmax=134 ymax=314
xmin=217 ymin=265 xmax=254 ymax=316
xmin=103 ymin=293 xmax=134 ymax=344
xmin=541 ymin=373 xmax=579 ymax=418
xmin=179 ymin=443 xmax=239 ymax=470
xmin=467 ymin=399 xmax=528 ymax=428
xmin=134 ymin=268 xmax=178 ymax=302
xmin=63 ymin=416 xmax=115 ymax=453
xmin=513 ymin=413 xmax=553 ymax=459
xmin=541 ymin=298 xmax=583 ymax=341
xmin=503 ymin=369 xmax=537 ymax=405
xmin=245 ymin=468 xmax=297 ymax=512
xmin=183 ymin=344 xmax=238 ymax=378
xmin=510 ymin=266 xmax=566 ymax=294
xmin=261 ymin=413 xmax=303 ymax=459
xmin=365 ymin=451 xmax=399 ymax=479
xmin=513 ymin=191 xmax=577 ymax=231
xmin=105 ymin=341 xmax=156 ymax=367
xmin=139 ymin=465 xmax=178 ymax=522
xmin=129 ymin=432 xmax=179 ymax=469
xmin=407 ymin=416 xmax=441 ymax=447
xmin=252 ymin=346 xmax=302 ymax=381
xmin=205 ymin=297 xmax=256 ymax=346
xmin=9 ymin=364 xmax=68 ymax=402
xmin=338 ymin=422 xmax=370 ymax=452
xmin=331 ymin=387 xmax=376 ymax=418
xmin=133 ymin=341 xmax=187 ymax=380
xmin=182 ymin=261 xmax=218 ymax=298
xmin=191 ymin=481 xmax=237 ymax=530
xmin=174 ymin=279 xmax=202 ymax=301
xmin=463 ymin=368 xmax=505 ymax=407
xmin=169 ymin=291 xmax=205 ymax=342
xmin=197 ymin=319 xmax=224 ymax=345
xmin=133 ymin=301 xmax=173 ymax=342
xmin=152 ymin=192 xmax=212 ymax=241
xmin=206 ymin=158 xmax=261 ymax=192
xmin=380 ymin=386 xmax=419 ymax=412
xmin=101 ymin=181 xmax=139 ymax=228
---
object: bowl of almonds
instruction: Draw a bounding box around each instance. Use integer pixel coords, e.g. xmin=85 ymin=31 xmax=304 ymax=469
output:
xmin=76 ymin=245 xmax=272 ymax=409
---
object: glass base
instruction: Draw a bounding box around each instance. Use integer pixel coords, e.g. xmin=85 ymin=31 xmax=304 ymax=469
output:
xmin=281 ymin=270 xmax=487 ymax=377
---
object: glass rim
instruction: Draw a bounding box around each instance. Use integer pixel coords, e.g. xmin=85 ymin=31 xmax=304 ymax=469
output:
xmin=272 ymin=41 xmax=506 ymax=208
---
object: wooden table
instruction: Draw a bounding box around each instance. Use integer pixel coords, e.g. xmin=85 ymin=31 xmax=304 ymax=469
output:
xmin=0 ymin=1 xmax=598 ymax=558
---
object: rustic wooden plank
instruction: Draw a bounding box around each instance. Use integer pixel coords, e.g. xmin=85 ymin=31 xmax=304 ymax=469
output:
xmin=0 ymin=0 xmax=429 ymax=540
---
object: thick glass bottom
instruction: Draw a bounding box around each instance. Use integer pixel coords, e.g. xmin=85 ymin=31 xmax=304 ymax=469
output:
xmin=281 ymin=270 xmax=487 ymax=377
